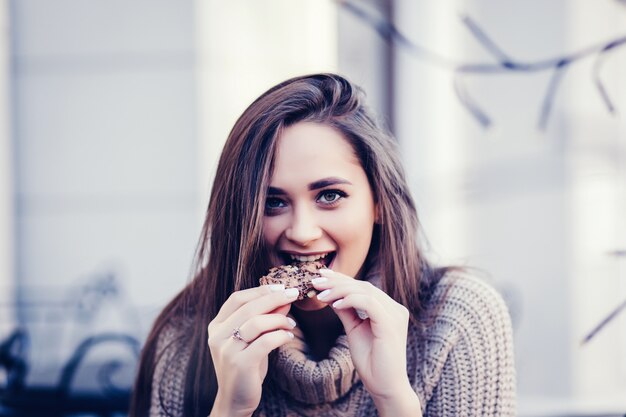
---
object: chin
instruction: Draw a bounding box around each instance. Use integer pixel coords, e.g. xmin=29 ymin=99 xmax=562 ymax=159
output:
xmin=293 ymin=297 xmax=328 ymax=311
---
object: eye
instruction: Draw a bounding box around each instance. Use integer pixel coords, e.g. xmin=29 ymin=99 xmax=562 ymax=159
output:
xmin=317 ymin=189 xmax=347 ymax=206
xmin=265 ymin=197 xmax=286 ymax=214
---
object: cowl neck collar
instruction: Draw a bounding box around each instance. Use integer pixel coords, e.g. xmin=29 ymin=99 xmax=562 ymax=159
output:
xmin=268 ymin=328 xmax=359 ymax=404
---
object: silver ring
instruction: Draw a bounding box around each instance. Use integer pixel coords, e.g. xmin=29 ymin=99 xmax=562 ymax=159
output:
xmin=232 ymin=327 xmax=248 ymax=345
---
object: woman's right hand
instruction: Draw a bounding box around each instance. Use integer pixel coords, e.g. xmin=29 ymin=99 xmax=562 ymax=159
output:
xmin=207 ymin=284 xmax=299 ymax=417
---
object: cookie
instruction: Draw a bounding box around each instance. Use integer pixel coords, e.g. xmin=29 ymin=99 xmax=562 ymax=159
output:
xmin=259 ymin=261 xmax=323 ymax=300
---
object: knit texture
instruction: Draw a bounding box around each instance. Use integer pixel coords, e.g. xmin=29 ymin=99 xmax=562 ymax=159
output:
xmin=150 ymin=321 xmax=191 ymax=416
xmin=149 ymin=272 xmax=516 ymax=417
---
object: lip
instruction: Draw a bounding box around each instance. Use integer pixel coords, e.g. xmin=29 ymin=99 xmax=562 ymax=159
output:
xmin=280 ymin=250 xmax=335 ymax=256
xmin=277 ymin=250 xmax=337 ymax=269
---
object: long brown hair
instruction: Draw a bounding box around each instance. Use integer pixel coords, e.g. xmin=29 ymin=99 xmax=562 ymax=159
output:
xmin=129 ymin=73 xmax=450 ymax=417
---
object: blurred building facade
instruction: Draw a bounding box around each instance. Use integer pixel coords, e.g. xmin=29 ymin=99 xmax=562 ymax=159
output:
xmin=3 ymin=0 xmax=200 ymax=392
xmin=391 ymin=1 xmax=626 ymax=410
xmin=1 ymin=0 xmax=13 ymax=336
xmin=1 ymin=0 xmax=625 ymax=415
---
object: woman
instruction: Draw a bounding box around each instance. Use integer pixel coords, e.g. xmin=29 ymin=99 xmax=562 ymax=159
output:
xmin=130 ymin=73 xmax=516 ymax=417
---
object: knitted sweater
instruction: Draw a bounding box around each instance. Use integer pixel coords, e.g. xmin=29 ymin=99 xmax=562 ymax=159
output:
xmin=149 ymin=272 xmax=516 ymax=416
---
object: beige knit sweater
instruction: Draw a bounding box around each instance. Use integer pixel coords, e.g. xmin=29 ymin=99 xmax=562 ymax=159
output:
xmin=149 ymin=273 xmax=516 ymax=416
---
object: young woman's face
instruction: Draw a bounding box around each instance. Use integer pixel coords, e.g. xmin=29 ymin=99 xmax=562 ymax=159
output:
xmin=262 ymin=122 xmax=377 ymax=310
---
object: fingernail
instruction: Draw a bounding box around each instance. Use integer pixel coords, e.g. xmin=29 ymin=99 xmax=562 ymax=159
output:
xmin=332 ymin=299 xmax=344 ymax=308
xmin=286 ymin=331 xmax=295 ymax=339
xmin=318 ymin=269 xmax=333 ymax=275
xmin=317 ymin=289 xmax=331 ymax=301
xmin=284 ymin=288 xmax=299 ymax=298
xmin=287 ymin=317 xmax=297 ymax=328
xmin=356 ymin=309 xmax=369 ymax=320
xmin=311 ymin=277 xmax=328 ymax=284
xmin=269 ymin=284 xmax=285 ymax=292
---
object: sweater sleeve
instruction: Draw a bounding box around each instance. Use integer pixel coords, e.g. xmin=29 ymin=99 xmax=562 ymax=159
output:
xmin=418 ymin=274 xmax=517 ymax=416
xmin=149 ymin=321 xmax=191 ymax=417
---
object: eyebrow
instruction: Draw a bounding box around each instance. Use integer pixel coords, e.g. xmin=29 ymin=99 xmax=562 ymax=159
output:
xmin=267 ymin=177 xmax=352 ymax=195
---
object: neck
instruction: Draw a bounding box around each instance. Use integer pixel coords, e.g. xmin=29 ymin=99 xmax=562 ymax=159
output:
xmin=290 ymin=305 xmax=344 ymax=360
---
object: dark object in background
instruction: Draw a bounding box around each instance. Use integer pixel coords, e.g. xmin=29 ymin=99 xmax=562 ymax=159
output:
xmin=581 ymin=298 xmax=626 ymax=345
xmin=0 ymin=330 xmax=139 ymax=417
xmin=0 ymin=330 xmax=28 ymax=395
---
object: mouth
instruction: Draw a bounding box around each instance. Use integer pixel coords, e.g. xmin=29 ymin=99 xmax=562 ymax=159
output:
xmin=279 ymin=251 xmax=336 ymax=269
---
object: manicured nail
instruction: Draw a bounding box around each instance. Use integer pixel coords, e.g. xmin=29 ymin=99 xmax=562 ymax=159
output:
xmin=287 ymin=317 xmax=297 ymax=328
xmin=269 ymin=284 xmax=285 ymax=292
xmin=356 ymin=309 xmax=369 ymax=320
xmin=318 ymin=269 xmax=333 ymax=275
xmin=332 ymin=299 xmax=344 ymax=308
xmin=284 ymin=288 xmax=299 ymax=298
xmin=311 ymin=277 xmax=328 ymax=285
xmin=286 ymin=331 xmax=295 ymax=339
xmin=317 ymin=289 xmax=332 ymax=300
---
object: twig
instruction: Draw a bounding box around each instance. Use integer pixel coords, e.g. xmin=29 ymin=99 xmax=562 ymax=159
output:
xmin=341 ymin=0 xmax=626 ymax=129
xmin=580 ymin=299 xmax=626 ymax=345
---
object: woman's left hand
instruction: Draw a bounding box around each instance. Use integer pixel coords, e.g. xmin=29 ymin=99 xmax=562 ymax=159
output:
xmin=312 ymin=269 xmax=422 ymax=416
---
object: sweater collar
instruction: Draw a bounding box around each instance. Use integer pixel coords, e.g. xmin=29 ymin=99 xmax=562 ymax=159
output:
xmin=268 ymin=329 xmax=359 ymax=404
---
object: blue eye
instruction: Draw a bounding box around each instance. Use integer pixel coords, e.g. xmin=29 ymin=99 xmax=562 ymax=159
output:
xmin=265 ymin=197 xmax=286 ymax=214
xmin=317 ymin=189 xmax=347 ymax=205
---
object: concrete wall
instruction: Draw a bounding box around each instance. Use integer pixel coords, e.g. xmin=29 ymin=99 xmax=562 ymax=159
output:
xmin=0 ymin=0 xmax=14 ymax=336
xmin=10 ymin=0 xmax=199 ymax=378
xmin=8 ymin=0 xmax=339 ymax=385
xmin=392 ymin=0 xmax=626 ymax=410
xmin=195 ymin=0 xmax=338 ymax=206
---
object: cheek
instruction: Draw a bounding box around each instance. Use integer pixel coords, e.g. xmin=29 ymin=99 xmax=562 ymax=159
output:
xmin=262 ymin=218 xmax=283 ymax=244
xmin=326 ymin=208 xmax=375 ymax=248
xmin=326 ymin=214 xmax=375 ymax=277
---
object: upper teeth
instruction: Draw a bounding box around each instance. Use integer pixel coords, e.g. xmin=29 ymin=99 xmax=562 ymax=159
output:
xmin=289 ymin=253 xmax=330 ymax=262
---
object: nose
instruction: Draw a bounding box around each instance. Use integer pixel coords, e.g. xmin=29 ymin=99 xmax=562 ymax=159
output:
xmin=284 ymin=205 xmax=322 ymax=247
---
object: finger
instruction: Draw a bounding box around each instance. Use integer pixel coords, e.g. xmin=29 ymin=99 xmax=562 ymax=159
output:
xmin=214 ymin=284 xmax=286 ymax=323
xmin=316 ymin=270 xmax=398 ymax=311
xmin=315 ymin=270 xmax=395 ymax=323
xmin=310 ymin=276 xmax=332 ymax=290
xmin=269 ymin=304 xmax=291 ymax=316
xmin=311 ymin=269 xmax=352 ymax=289
xmin=312 ymin=281 xmax=371 ymax=330
xmin=317 ymin=268 xmax=361 ymax=282
xmin=332 ymin=304 xmax=362 ymax=333
xmin=333 ymin=295 xmax=410 ymax=344
xmin=315 ymin=283 xmax=382 ymax=332
xmin=238 ymin=314 xmax=297 ymax=343
xmin=331 ymin=294 xmax=386 ymax=328
xmin=314 ymin=280 xmax=372 ymax=305
xmin=313 ymin=271 xmax=377 ymax=296
xmin=222 ymin=288 xmax=299 ymax=333
xmin=242 ymin=329 xmax=295 ymax=362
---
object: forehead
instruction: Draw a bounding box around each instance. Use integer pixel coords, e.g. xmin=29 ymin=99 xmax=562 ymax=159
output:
xmin=271 ymin=122 xmax=363 ymax=183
